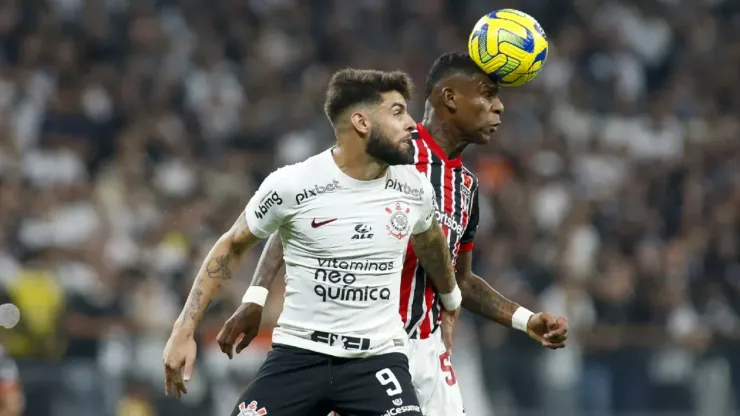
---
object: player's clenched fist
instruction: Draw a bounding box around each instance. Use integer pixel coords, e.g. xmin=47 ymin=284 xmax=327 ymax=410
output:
xmin=526 ymin=312 xmax=568 ymax=349
xmin=216 ymin=302 xmax=263 ymax=358
xmin=162 ymin=331 xmax=197 ymax=398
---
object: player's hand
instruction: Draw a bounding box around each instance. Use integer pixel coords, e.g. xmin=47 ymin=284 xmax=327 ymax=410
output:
xmin=162 ymin=330 xmax=197 ymax=398
xmin=216 ymin=302 xmax=263 ymax=358
xmin=440 ymin=307 xmax=461 ymax=353
xmin=526 ymin=312 xmax=568 ymax=349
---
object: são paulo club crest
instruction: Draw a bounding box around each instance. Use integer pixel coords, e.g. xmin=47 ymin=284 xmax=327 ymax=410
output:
xmin=238 ymin=401 xmax=267 ymax=416
xmin=461 ymin=172 xmax=473 ymax=197
xmin=385 ymin=202 xmax=411 ymax=240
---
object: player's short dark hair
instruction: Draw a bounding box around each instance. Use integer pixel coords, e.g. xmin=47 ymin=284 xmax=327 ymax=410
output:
xmin=324 ymin=68 xmax=414 ymax=124
xmin=424 ymin=52 xmax=489 ymax=99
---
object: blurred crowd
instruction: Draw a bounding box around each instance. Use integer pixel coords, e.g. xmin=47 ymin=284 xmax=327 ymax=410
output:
xmin=0 ymin=0 xmax=738 ymax=415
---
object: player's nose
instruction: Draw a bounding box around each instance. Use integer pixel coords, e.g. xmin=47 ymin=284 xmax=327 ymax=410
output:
xmin=492 ymin=97 xmax=504 ymax=115
xmin=403 ymin=113 xmax=416 ymax=132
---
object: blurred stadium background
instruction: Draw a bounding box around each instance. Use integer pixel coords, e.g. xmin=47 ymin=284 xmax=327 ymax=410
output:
xmin=0 ymin=0 xmax=738 ymax=415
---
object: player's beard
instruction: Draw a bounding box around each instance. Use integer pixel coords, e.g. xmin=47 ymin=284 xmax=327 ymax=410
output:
xmin=365 ymin=128 xmax=414 ymax=166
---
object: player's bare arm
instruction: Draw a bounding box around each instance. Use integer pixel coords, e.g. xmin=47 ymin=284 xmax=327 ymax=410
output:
xmin=455 ymin=249 xmax=519 ymax=325
xmin=249 ymin=232 xmax=285 ymax=288
xmin=177 ymin=211 xmax=260 ymax=334
xmin=455 ymin=249 xmax=568 ymax=349
xmin=410 ymin=217 xmax=457 ymax=294
xmin=163 ymin=212 xmax=261 ymax=397
xmin=410 ymin=217 xmax=462 ymax=351
xmin=217 ymin=233 xmax=285 ymax=358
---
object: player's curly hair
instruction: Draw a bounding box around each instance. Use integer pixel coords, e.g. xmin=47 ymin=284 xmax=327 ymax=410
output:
xmin=324 ymin=68 xmax=413 ymax=124
xmin=424 ymin=52 xmax=489 ymax=99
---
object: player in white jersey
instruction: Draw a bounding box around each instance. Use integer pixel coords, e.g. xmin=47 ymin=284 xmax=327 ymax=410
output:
xmin=217 ymin=53 xmax=571 ymax=416
xmin=162 ymin=68 xmax=464 ymax=416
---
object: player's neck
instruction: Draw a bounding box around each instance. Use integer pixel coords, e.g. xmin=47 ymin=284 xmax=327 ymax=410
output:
xmin=331 ymin=145 xmax=388 ymax=182
xmin=421 ymin=118 xmax=468 ymax=160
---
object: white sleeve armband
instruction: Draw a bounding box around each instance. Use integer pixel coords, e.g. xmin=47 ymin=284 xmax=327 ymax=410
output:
xmin=439 ymin=285 xmax=462 ymax=310
xmin=512 ymin=306 xmax=534 ymax=332
xmin=241 ymin=286 xmax=269 ymax=307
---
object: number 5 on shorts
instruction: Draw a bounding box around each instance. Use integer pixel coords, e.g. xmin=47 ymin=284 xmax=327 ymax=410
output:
xmin=375 ymin=368 xmax=403 ymax=396
xmin=439 ymin=351 xmax=457 ymax=386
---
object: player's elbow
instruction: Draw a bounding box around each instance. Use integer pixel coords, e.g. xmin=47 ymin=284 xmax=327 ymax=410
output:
xmin=455 ymin=270 xmax=475 ymax=294
xmin=218 ymin=229 xmax=250 ymax=257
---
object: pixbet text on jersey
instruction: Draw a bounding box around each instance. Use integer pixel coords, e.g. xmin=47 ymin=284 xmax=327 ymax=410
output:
xmin=295 ymin=179 xmax=341 ymax=205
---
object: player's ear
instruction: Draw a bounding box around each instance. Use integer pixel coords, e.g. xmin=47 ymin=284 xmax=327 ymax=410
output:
xmin=350 ymin=111 xmax=371 ymax=135
xmin=442 ymin=87 xmax=457 ymax=112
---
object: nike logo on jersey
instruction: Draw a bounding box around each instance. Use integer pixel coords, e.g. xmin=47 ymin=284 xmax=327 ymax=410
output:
xmin=311 ymin=218 xmax=337 ymax=228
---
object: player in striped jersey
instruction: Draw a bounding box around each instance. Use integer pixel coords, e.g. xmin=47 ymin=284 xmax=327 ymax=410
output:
xmin=217 ymin=53 xmax=569 ymax=416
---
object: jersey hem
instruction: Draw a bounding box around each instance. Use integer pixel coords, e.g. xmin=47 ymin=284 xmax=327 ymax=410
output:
xmin=459 ymin=241 xmax=474 ymax=252
xmin=271 ymin=331 xmax=409 ymax=359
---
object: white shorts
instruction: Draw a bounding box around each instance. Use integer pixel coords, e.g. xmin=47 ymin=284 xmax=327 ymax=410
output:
xmin=408 ymin=330 xmax=465 ymax=416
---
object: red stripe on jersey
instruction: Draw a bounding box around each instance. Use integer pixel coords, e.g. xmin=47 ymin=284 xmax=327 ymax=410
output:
xmin=419 ymin=280 xmax=436 ymax=337
xmin=414 ymin=130 xmax=430 ymax=175
xmin=418 ymin=125 xmax=462 ymax=168
xmin=399 ymin=244 xmax=418 ymax=325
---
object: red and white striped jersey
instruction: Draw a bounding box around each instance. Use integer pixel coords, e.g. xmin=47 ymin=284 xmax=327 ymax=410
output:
xmin=400 ymin=123 xmax=480 ymax=339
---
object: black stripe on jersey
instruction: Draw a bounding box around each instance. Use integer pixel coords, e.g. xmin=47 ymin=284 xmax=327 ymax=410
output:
xmin=430 ymin=294 xmax=441 ymax=334
xmin=428 ymin=155 xmax=443 ymax=211
xmin=407 ymin=264 xmax=428 ymax=338
xmin=449 ymin=167 xmax=464 ymax=256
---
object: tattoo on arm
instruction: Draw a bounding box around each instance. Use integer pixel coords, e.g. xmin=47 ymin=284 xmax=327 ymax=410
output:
xmin=462 ymin=275 xmax=519 ymax=325
xmin=178 ymin=212 xmax=259 ymax=332
xmin=187 ymin=288 xmax=205 ymax=321
xmin=410 ymin=217 xmax=456 ymax=294
xmin=206 ymin=253 xmax=234 ymax=281
xmin=251 ymin=233 xmax=285 ymax=288
xmin=455 ymin=250 xmax=519 ymax=326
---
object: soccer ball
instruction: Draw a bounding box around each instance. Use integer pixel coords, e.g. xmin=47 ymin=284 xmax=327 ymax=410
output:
xmin=468 ymin=9 xmax=548 ymax=87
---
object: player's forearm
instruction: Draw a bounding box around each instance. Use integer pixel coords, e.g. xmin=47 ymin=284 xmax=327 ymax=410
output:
xmin=250 ymin=233 xmax=285 ymax=289
xmin=175 ymin=234 xmax=251 ymax=335
xmin=459 ymin=273 xmax=520 ymax=327
xmin=410 ymin=221 xmax=457 ymax=294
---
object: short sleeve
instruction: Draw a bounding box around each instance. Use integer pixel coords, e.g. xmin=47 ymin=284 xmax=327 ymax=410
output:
xmin=245 ymin=169 xmax=292 ymax=239
xmin=459 ymin=188 xmax=479 ymax=252
xmin=412 ymin=178 xmax=437 ymax=235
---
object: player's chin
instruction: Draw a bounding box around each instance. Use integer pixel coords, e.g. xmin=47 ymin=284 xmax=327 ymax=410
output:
xmin=471 ymin=132 xmax=494 ymax=145
xmin=398 ymin=141 xmax=415 ymax=161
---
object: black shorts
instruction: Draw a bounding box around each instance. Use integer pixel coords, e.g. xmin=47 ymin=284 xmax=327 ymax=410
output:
xmin=231 ymin=344 xmax=422 ymax=416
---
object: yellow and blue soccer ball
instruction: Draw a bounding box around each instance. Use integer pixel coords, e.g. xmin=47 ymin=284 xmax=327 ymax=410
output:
xmin=468 ymin=9 xmax=548 ymax=87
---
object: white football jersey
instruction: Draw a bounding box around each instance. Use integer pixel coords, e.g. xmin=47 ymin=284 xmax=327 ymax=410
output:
xmin=245 ymin=148 xmax=436 ymax=358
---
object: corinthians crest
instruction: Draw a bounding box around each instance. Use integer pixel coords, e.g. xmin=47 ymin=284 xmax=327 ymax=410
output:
xmin=238 ymin=401 xmax=267 ymax=416
xmin=385 ymin=202 xmax=411 ymax=240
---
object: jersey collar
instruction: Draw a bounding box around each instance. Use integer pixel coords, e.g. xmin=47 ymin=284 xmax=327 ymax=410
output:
xmin=415 ymin=123 xmax=463 ymax=168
